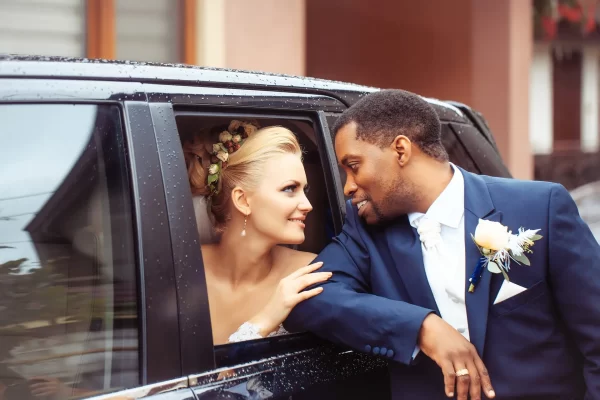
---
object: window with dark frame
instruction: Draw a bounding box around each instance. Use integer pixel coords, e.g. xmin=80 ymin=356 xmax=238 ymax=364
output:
xmin=173 ymin=113 xmax=336 ymax=352
xmin=0 ymin=104 xmax=139 ymax=399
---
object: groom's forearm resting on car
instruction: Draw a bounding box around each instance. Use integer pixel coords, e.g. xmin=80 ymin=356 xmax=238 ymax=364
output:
xmin=284 ymin=201 xmax=495 ymax=398
xmin=287 ymin=275 xmax=432 ymax=364
xmin=284 ymin=233 xmax=495 ymax=397
xmin=284 ymin=204 xmax=461 ymax=361
xmin=284 ymin=206 xmax=430 ymax=364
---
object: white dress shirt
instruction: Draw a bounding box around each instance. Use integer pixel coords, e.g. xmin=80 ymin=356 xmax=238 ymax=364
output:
xmin=408 ymin=164 xmax=470 ymax=340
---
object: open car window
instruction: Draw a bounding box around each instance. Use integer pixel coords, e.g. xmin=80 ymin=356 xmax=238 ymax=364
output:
xmin=175 ymin=114 xmax=336 ymax=255
xmin=172 ymin=112 xmax=337 ymax=354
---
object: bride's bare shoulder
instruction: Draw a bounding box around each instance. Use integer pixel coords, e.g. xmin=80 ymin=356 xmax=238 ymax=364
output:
xmin=274 ymin=246 xmax=318 ymax=275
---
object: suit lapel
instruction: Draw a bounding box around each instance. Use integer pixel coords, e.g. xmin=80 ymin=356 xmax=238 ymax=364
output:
xmin=386 ymin=217 xmax=440 ymax=315
xmin=462 ymin=169 xmax=500 ymax=357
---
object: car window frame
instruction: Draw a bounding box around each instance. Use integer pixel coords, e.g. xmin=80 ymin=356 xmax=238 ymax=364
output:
xmin=0 ymin=78 xmax=183 ymax=388
xmin=145 ymin=87 xmax=347 ymax=376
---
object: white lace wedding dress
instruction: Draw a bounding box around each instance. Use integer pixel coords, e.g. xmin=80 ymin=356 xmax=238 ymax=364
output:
xmin=228 ymin=322 xmax=290 ymax=343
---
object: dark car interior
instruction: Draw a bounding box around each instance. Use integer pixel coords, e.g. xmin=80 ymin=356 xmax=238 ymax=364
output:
xmin=175 ymin=114 xmax=335 ymax=255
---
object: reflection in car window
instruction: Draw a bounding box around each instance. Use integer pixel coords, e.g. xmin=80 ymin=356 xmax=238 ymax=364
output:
xmin=0 ymin=104 xmax=139 ymax=399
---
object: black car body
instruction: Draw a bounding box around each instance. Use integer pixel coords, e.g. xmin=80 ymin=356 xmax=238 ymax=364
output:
xmin=0 ymin=55 xmax=511 ymax=400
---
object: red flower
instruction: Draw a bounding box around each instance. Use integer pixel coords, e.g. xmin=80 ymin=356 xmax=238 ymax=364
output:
xmin=558 ymin=3 xmax=582 ymax=22
xmin=542 ymin=16 xmax=557 ymax=39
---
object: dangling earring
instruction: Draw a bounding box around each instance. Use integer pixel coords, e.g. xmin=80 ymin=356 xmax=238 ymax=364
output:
xmin=241 ymin=214 xmax=247 ymax=237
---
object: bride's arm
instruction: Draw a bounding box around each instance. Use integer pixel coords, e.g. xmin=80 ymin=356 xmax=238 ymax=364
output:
xmin=227 ymin=262 xmax=329 ymax=343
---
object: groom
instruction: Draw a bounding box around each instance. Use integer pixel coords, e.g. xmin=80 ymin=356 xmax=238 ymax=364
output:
xmin=285 ymin=89 xmax=600 ymax=400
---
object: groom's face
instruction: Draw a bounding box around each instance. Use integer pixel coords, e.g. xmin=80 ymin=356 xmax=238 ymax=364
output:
xmin=335 ymin=122 xmax=409 ymax=225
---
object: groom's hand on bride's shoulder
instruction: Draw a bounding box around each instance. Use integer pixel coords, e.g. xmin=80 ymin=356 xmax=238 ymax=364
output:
xmin=418 ymin=314 xmax=495 ymax=400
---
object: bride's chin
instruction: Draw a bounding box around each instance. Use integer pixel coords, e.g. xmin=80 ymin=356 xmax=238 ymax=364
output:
xmin=278 ymin=234 xmax=305 ymax=245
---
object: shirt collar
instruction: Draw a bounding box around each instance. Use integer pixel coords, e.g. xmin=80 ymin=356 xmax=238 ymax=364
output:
xmin=408 ymin=163 xmax=464 ymax=229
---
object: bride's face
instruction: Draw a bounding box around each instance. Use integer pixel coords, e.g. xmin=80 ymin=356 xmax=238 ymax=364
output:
xmin=248 ymin=153 xmax=312 ymax=244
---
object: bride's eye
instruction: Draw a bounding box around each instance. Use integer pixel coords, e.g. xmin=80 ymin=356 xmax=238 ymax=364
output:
xmin=303 ymin=184 xmax=310 ymax=194
xmin=282 ymin=184 xmax=298 ymax=193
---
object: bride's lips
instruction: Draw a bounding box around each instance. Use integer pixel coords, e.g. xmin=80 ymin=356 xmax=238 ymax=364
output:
xmin=288 ymin=217 xmax=306 ymax=229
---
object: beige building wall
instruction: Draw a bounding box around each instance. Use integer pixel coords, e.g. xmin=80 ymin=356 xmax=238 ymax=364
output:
xmin=195 ymin=0 xmax=305 ymax=76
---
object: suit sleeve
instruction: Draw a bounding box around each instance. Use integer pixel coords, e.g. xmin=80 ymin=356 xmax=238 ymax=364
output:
xmin=284 ymin=201 xmax=433 ymax=365
xmin=547 ymin=184 xmax=600 ymax=399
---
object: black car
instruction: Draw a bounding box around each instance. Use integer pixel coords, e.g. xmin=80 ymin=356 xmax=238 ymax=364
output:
xmin=0 ymin=55 xmax=511 ymax=400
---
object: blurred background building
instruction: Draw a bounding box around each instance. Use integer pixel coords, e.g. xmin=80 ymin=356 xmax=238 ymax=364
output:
xmin=2 ymin=0 xmax=600 ymax=225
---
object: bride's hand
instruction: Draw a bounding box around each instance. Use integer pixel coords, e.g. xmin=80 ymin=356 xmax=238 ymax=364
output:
xmin=249 ymin=261 xmax=330 ymax=336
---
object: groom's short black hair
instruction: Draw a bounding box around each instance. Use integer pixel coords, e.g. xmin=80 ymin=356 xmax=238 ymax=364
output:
xmin=332 ymin=89 xmax=448 ymax=161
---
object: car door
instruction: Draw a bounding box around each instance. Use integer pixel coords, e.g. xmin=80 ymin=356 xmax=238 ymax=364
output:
xmin=0 ymin=74 xmax=192 ymax=400
xmin=143 ymin=81 xmax=393 ymax=399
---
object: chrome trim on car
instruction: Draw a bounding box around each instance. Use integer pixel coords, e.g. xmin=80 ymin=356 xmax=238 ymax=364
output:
xmin=85 ymin=377 xmax=188 ymax=400
xmin=423 ymin=96 xmax=465 ymax=117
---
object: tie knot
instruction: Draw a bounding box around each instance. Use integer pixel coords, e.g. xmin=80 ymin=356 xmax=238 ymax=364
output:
xmin=415 ymin=217 xmax=441 ymax=250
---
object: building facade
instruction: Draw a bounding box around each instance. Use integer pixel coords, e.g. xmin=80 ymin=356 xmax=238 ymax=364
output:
xmin=3 ymin=0 xmax=600 ymax=189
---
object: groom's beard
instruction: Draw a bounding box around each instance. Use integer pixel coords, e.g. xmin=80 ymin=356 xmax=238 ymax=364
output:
xmin=369 ymin=176 xmax=416 ymax=225
xmin=368 ymin=201 xmax=387 ymax=224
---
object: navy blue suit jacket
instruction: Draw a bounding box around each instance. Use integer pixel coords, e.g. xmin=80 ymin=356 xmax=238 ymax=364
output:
xmin=285 ymin=169 xmax=600 ymax=400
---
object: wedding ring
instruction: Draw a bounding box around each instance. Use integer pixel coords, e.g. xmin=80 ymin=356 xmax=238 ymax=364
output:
xmin=456 ymin=369 xmax=469 ymax=377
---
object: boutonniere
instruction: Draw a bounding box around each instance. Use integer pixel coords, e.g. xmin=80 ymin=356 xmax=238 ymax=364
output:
xmin=468 ymin=219 xmax=542 ymax=293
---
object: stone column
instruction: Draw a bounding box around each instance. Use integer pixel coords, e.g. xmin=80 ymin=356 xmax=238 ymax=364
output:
xmin=195 ymin=0 xmax=305 ymax=75
xmin=581 ymin=45 xmax=599 ymax=152
xmin=225 ymin=0 xmax=305 ymax=76
xmin=195 ymin=0 xmax=227 ymax=68
xmin=529 ymin=43 xmax=553 ymax=155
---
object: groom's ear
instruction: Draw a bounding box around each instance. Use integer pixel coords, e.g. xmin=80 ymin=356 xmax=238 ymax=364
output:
xmin=391 ymin=135 xmax=412 ymax=167
xmin=231 ymin=187 xmax=251 ymax=216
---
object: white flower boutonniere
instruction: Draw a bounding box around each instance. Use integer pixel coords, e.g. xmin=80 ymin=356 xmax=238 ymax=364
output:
xmin=468 ymin=219 xmax=542 ymax=293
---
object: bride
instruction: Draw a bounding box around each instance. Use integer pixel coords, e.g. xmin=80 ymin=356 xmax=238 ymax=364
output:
xmin=183 ymin=120 xmax=330 ymax=345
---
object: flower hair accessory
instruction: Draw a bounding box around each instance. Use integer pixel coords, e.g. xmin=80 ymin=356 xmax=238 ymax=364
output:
xmin=206 ymin=120 xmax=259 ymax=197
xmin=468 ymin=219 xmax=542 ymax=293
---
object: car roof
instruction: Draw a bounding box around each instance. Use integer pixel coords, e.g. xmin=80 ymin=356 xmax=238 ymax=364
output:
xmin=0 ymin=54 xmax=466 ymax=122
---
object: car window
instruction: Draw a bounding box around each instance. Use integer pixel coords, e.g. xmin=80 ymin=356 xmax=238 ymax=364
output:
xmin=0 ymin=104 xmax=139 ymax=399
xmin=173 ymin=113 xmax=336 ymax=347
xmin=175 ymin=114 xmax=336 ymax=256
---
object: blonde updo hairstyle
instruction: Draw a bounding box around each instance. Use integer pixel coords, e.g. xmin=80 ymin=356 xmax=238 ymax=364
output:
xmin=184 ymin=125 xmax=302 ymax=233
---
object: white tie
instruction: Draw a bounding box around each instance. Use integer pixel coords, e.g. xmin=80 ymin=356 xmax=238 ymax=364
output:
xmin=416 ymin=217 xmax=442 ymax=251
xmin=414 ymin=216 xmax=470 ymax=340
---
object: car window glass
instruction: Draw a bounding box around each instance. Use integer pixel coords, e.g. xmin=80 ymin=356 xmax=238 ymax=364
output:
xmin=0 ymin=104 xmax=139 ymax=399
